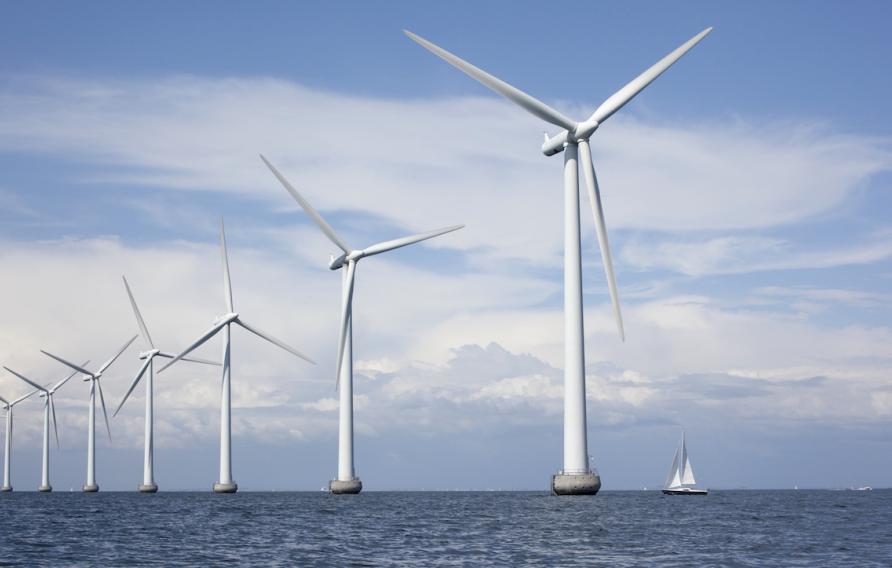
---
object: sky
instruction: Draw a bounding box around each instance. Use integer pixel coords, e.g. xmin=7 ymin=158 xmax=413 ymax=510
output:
xmin=0 ymin=1 xmax=890 ymax=491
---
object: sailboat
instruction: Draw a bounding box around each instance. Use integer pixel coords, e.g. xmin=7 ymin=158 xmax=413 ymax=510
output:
xmin=662 ymin=431 xmax=708 ymax=495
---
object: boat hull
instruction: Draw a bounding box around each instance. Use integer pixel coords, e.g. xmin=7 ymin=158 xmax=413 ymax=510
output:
xmin=662 ymin=488 xmax=708 ymax=495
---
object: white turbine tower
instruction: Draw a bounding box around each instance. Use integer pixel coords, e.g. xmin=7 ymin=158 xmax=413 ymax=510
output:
xmin=42 ymin=337 xmax=137 ymax=492
xmin=405 ymin=28 xmax=712 ymax=495
xmin=4 ymin=365 xmax=84 ymax=492
xmin=114 ymin=276 xmax=219 ymax=492
xmin=157 ymin=218 xmax=315 ymax=493
xmin=0 ymin=388 xmax=39 ymax=491
xmin=261 ymin=154 xmax=464 ymax=494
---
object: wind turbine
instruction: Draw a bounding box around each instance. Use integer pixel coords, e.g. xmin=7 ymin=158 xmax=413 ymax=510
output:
xmin=114 ymin=276 xmax=219 ymax=493
xmin=157 ymin=219 xmax=315 ymax=493
xmin=4 ymin=365 xmax=84 ymax=492
xmin=0 ymin=388 xmax=39 ymax=491
xmin=42 ymin=337 xmax=137 ymax=492
xmin=261 ymin=154 xmax=464 ymax=494
xmin=405 ymin=28 xmax=712 ymax=495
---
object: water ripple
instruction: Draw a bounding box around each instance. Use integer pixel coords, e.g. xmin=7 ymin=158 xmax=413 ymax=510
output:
xmin=0 ymin=490 xmax=890 ymax=566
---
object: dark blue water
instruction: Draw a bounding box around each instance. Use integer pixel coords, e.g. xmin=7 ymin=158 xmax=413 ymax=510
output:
xmin=1 ymin=490 xmax=890 ymax=566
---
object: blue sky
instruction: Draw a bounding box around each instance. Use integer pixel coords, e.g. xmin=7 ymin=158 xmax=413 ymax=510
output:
xmin=0 ymin=1 xmax=890 ymax=490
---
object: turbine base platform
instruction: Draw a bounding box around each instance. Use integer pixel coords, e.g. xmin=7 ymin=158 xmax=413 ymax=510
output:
xmin=138 ymin=483 xmax=159 ymax=493
xmin=551 ymin=472 xmax=601 ymax=496
xmin=0 ymin=485 xmax=11 ymax=492
xmin=213 ymin=482 xmax=238 ymax=493
xmin=82 ymin=484 xmax=99 ymax=493
xmin=329 ymin=479 xmax=362 ymax=494
xmin=37 ymin=485 xmax=52 ymax=493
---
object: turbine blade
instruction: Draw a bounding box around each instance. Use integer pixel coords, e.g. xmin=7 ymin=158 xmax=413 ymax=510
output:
xmin=260 ymin=155 xmax=352 ymax=253
xmin=157 ymin=320 xmax=228 ymax=373
xmin=334 ymin=261 xmax=356 ymax=389
xmin=588 ymin=27 xmax=713 ymax=125
xmin=578 ymin=140 xmax=624 ymax=341
xmin=41 ymin=351 xmax=93 ymax=377
xmin=11 ymin=389 xmax=39 ymax=406
xmin=97 ymin=381 xmax=112 ymax=442
xmin=123 ymin=276 xmax=154 ymax=349
xmin=97 ymin=335 xmax=139 ymax=375
xmin=404 ymin=30 xmax=578 ymax=132
xmin=220 ymin=338 xmax=230 ymax=393
xmin=360 ymin=225 xmax=464 ymax=258
xmin=4 ymin=367 xmax=47 ymax=392
xmin=235 ymin=319 xmax=316 ymax=365
xmin=0 ymin=395 xmax=8 ymax=406
xmin=50 ymin=396 xmax=60 ymax=449
xmin=156 ymin=351 xmax=221 ymax=366
xmin=220 ymin=218 xmax=234 ymax=313
xmin=114 ymin=357 xmax=152 ymax=417
xmin=51 ymin=361 xmax=89 ymax=392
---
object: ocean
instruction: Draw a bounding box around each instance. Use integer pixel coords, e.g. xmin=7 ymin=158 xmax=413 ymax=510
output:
xmin=1 ymin=490 xmax=889 ymax=566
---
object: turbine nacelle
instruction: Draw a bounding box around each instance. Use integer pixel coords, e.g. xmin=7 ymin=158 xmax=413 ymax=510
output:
xmin=542 ymin=131 xmax=569 ymax=156
xmin=328 ymin=253 xmax=348 ymax=270
xmin=330 ymin=250 xmax=368 ymax=270
xmin=541 ymin=120 xmax=600 ymax=156
xmin=214 ymin=312 xmax=239 ymax=326
xmin=138 ymin=348 xmax=161 ymax=360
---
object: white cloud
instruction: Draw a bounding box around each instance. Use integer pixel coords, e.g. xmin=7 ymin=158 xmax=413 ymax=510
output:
xmin=0 ymin=233 xmax=890 ymax=460
xmin=302 ymin=398 xmax=339 ymax=412
xmin=754 ymin=286 xmax=892 ymax=308
xmin=0 ymin=76 xmax=888 ymax=270
xmin=302 ymin=395 xmax=369 ymax=413
xmin=621 ymin=233 xmax=892 ymax=276
xmin=0 ymin=236 xmax=553 ymax=449
xmin=1 ymin=74 xmax=891 ymax=487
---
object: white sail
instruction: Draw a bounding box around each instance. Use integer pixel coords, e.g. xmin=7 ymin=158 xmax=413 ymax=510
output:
xmin=669 ymin=470 xmax=682 ymax=489
xmin=682 ymin=456 xmax=696 ymax=485
xmin=664 ymin=445 xmax=682 ymax=489
xmin=680 ymin=432 xmax=696 ymax=486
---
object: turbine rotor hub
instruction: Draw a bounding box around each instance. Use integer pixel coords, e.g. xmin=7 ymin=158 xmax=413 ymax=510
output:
xmin=541 ymin=121 xmax=599 ymax=156
xmin=214 ymin=313 xmax=239 ymax=325
xmin=572 ymin=119 xmax=599 ymax=141
xmin=138 ymin=348 xmax=161 ymax=360
xmin=330 ymin=252 xmax=361 ymax=270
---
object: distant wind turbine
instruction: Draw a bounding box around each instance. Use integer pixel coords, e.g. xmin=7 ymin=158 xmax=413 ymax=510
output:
xmin=114 ymin=275 xmax=219 ymax=492
xmin=0 ymin=388 xmax=39 ymax=491
xmin=405 ymin=27 xmax=712 ymax=495
xmin=261 ymin=154 xmax=464 ymax=494
xmin=42 ymin=338 xmax=137 ymax=492
xmin=158 ymin=218 xmax=315 ymax=493
xmin=4 ymin=365 xmax=85 ymax=492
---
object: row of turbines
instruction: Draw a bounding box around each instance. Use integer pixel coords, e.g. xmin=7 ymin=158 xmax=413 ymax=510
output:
xmin=0 ymin=27 xmax=711 ymax=494
xmin=0 ymin=209 xmax=460 ymax=494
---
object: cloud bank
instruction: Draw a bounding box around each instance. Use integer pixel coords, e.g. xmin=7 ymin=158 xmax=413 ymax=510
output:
xmin=0 ymin=75 xmax=890 ymax=488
